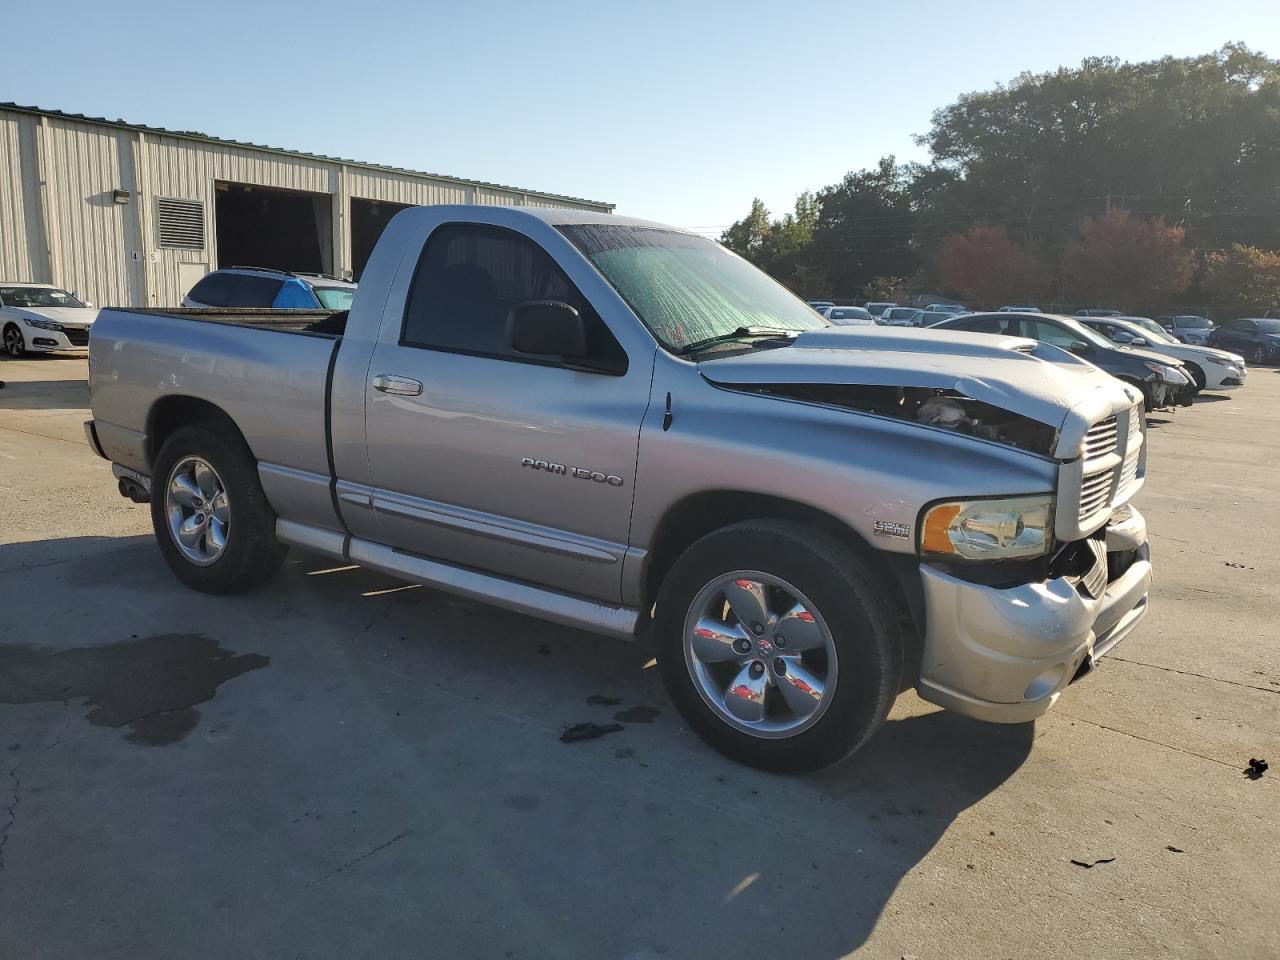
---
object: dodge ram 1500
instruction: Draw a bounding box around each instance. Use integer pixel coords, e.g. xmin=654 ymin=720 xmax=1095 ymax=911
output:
xmin=86 ymin=206 xmax=1152 ymax=771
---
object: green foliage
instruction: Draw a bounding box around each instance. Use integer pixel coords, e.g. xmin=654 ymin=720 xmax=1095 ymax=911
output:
xmin=1202 ymin=244 xmax=1280 ymax=316
xmin=719 ymin=45 xmax=1280 ymax=310
xmin=861 ymin=276 xmax=906 ymax=301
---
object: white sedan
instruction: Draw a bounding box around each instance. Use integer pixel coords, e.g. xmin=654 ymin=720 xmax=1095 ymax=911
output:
xmin=1 ymin=283 xmax=99 ymax=357
xmin=1081 ymin=316 xmax=1247 ymax=392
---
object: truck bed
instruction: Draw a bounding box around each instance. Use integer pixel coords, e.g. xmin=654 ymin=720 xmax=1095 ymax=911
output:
xmin=118 ymin=307 xmax=345 ymax=335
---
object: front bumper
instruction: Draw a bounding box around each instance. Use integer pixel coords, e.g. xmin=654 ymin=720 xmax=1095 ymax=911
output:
xmin=916 ymin=506 xmax=1151 ymax=723
xmin=21 ymin=324 xmax=89 ymax=352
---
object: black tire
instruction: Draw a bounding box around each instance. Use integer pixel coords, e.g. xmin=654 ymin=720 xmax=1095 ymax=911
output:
xmin=150 ymin=423 xmax=288 ymax=594
xmin=2 ymin=324 xmax=25 ymax=358
xmin=1252 ymin=345 xmax=1267 ymax=366
xmin=654 ymin=520 xmax=902 ymax=772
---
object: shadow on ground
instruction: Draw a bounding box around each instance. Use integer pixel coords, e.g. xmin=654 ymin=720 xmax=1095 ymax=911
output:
xmin=0 ymin=535 xmax=1034 ymax=958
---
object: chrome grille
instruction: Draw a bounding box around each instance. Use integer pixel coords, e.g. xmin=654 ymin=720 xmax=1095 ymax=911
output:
xmin=1081 ymin=537 xmax=1108 ymax=599
xmin=1079 ymin=469 xmax=1114 ymax=519
xmin=1082 ymin=416 xmax=1119 ymax=460
xmin=1118 ymin=411 xmax=1142 ymax=491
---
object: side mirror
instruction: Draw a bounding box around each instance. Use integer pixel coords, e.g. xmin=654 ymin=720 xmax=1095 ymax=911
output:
xmin=1069 ymin=340 xmax=1091 ymax=355
xmin=507 ymin=300 xmax=587 ymax=358
xmin=1130 ymin=337 xmax=1147 ymax=347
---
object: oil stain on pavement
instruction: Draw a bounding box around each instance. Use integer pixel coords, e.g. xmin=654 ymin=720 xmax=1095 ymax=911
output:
xmin=0 ymin=634 xmax=268 ymax=745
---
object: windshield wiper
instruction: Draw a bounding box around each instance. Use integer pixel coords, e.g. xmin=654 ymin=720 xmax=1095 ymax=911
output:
xmin=677 ymin=326 xmax=799 ymax=356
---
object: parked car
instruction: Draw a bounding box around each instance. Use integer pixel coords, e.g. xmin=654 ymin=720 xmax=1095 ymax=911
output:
xmin=1080 ymin=316 xmax=1247 ymax=392
xmin=822 ymin=306 xmax=877 ymax=326
xmin=0 ymin=283 xmax=99 ymax=357
xmin=931 ymin=311 xmax=1192 ymax=410
xmin=86 ymin=205 xmax=1152 ymax=772
xmin=920 ymin=306 xmax=965 ymax=323
xmin=881 ymin=307 xmax=924 ymax=327
xmin=999 ymin=305 xmax=1041 ymax=312
xmin=1074 ymin=308 xmax=1123 ymax=318
xmin=925 ymin=302 xmax=966 ymax=312
xmin=184 ymin=268 xmax=357 ymax=311
xmin=1159 ymin=315 xmax=1214 ymax=345
xmin=806 ymin=300 xmax=835 ymax=314
xmin=1208 ymin=317 xmax=1280 ymax=365
xmin=863 ymin=301 xmax=896 ymax=318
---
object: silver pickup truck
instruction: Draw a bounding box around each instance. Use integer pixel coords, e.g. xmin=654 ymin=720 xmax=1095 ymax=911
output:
xmin=86 ymin=206 xmax=1152 ymax=771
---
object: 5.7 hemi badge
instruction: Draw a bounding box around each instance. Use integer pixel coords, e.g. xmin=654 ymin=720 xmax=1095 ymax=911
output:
xmin=873 ymin=520 xmax=911 ymax=540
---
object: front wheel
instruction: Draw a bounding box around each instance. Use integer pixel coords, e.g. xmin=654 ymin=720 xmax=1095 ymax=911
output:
xmin=1252 ymin=345 xmax=1268 ymax=366
xmin=2 ymin=324 xmax=25 ymax=358
xmin=655 ymin=520 xmax=902 ymax=772
xmin=150 ymin=424 xmax=288 ymax=593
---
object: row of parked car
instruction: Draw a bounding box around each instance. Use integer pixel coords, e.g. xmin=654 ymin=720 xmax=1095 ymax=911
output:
xmin=803 ymin=300 xmax=1263 ymax=411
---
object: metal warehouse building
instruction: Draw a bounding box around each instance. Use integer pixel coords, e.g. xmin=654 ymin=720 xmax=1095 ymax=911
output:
xmin=0 ymin=103 xmax=612 ymax=308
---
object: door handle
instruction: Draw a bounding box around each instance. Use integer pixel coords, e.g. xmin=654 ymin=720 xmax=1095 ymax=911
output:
xmin=371 ymin=374 xmax=423 ymax=397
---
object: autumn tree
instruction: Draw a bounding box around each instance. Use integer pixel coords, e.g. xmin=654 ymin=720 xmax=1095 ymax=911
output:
xmin=1062 ymin=209 xmax=1194 ymax=307
xmin=933 ymin=226 xmax=1050 ymax=306
xmin=1202 ymin=244 xmax=1280 ymax=317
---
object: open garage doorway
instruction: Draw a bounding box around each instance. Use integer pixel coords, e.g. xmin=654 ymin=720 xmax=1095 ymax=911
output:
xmin=351 ymin=197 xmax=415 ymax=280
xmin=214 ymin=181 xmax=333 ymax=274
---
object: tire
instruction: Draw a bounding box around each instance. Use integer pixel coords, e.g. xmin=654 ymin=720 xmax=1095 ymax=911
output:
xmin=1252 ymin=345 xmax=1267 ymax=366
xmin=654 ymin=520 xmax=902 ymax=772
xmin=1183 ymin=362 xmax=1206 ymax=392
xmin=2 ymin=324 xmax=25 ymax=358
xmin=150 ymin=423 xmax=288 ymax=594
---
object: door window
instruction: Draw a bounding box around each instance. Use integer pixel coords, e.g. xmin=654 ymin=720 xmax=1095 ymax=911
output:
xmin=226 ymin=275 xmax=285 ymax=307
xmin=187 ymin=274 xmax=234 ymax=305
xmin=1022 ymin=319 xmax=1083 ymax=348
xmin=401 ymin=224 xmax=626 ymax=371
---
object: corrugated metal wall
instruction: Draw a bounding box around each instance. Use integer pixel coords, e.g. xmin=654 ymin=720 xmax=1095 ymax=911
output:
xmin=0 ymin=106 xmax=610 ymax=308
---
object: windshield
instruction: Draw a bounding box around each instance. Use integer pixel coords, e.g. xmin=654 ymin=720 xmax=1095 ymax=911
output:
xmin=1070 ymin=320 xmax=1122 ymax=350
xmin=0 ymin=286 xmax=84 ymax=308
xmin=312 ymin=287 xmax=355 ymax=310
xmin=1255 ymin=319 xmax=1280 ymax=333
xmin=1130 ymin=317 xmax=1176 ymax=343
xmin=559 ymin=225 xmax=828 ymax=351
xmin=1174 ymin=316 xmax=1211 ymax=328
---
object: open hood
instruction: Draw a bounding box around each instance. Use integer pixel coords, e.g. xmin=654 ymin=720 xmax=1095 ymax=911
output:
xmin=697 ymin=327 xmax=1140 ymax=458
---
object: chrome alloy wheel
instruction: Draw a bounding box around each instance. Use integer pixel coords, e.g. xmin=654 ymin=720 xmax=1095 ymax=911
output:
xmin=682 ymin=571 xmax=838 ymax=738
xmin=165 ymin=456 xmax=230 ymax=566
xmin=3 ymin=326 xmax=23 ymax=357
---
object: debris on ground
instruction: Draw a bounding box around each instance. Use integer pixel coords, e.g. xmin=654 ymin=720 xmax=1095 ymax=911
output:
xmin=1070 ymin=857 xmax=1116 ymax=869
xmin=615 ymin=704 xmax=661 ymax=723
xmin=1245 ymin=757 xmax=1268 ymax=780
xmin=1166 ymin=845 xmax=1184 ymax=853
xmin=560 ymin=722 xmax=623 ymax=743
xmin=585 ymin=695 xmax=623 ymax=706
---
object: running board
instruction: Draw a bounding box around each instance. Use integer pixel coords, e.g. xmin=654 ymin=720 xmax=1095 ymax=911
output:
xmin=275 ymin=519 xmax=639 ymax=640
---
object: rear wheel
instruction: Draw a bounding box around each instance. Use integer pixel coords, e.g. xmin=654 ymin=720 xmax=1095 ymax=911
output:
xmin=2 ymin=324 xmax=24 ymax=358
xmin=655 ymin=520 xmax=901 ymax=772
xmin=151 ymin=424 xmax=288 ymax=593
xmin=1252 ymin=345 xmax=1267 ymax=366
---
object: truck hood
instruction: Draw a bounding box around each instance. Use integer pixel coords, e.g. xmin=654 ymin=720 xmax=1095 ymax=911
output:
xmin=7 ymin=306 xmax=100 ymax=327
xmin=697 ymin=326 xmax=1140 ymax=454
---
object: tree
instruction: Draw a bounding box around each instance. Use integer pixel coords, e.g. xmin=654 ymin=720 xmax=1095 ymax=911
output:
xmin=721 ymin=198 xmax=772 ymax=259
xmin=1062 ymin=209 xmax=1194 ymax=307
xmin=721 ymin=193 xmax=828 ymax=297
xmin=809 ymin=157 xmax=918 ymax=297
xmin=933 ymin=226 xmax=1050 ymax=307
xmin=1202 ymin=244 xmax=1280 ymax=317
xmin=861 ymin=276 xmax=907 ymax=302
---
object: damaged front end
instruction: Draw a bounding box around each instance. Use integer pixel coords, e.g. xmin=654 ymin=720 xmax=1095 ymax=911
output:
xmin=727 ymin=382 xmax=1059 ymax=458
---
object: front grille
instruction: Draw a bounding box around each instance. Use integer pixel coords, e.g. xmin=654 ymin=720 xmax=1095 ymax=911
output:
xmin=1118 ymin=412 xmax=1141 ymax=491
xmin=63 ymin=327 xmax=89 ymax=346
xmin=1080 ymin=537 xmax=1108 ymax=599
xmin=1082 ymin=417 xmax=1118 ymax=460
xmin=1079 ymin=469 xmax=1114 ymax=519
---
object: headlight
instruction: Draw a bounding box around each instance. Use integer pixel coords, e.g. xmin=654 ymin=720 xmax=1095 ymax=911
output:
xmin=1143 ymin=360 xmax=1182 ymax=382
xmin=22 ymin=317 xmax=63 ymax=331
xmin=920 ymin=495 xmax=1053 ymax=561
xmin=1203 ymin=355 xmax=1233 ymax=367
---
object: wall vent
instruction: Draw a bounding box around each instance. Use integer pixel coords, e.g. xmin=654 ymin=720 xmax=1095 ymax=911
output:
xmin=156 ymin=197 xmax=205 ymax=249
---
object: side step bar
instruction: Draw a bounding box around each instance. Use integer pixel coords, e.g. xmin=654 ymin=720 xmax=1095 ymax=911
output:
xmin=276 ymin=519 xmax=639 ymax=640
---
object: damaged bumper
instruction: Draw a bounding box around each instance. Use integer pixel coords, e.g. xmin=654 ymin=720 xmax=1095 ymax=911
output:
xmin=915 ymin=505 xmax=1151 ymax=724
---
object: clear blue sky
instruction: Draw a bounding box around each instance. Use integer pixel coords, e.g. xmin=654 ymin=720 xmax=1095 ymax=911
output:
xmin=5 ymin=0 xmax=1278 ymax=233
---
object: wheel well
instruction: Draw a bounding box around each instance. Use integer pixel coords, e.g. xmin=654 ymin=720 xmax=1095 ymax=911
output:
xmin=1181 ymin=360 xmax=1205 ymax=387
xmin=146 ymin=396 xmax=247 ymax=469
xmin=641 ymin=491 xmax=923 ymax=680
